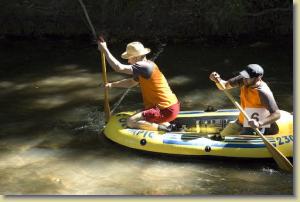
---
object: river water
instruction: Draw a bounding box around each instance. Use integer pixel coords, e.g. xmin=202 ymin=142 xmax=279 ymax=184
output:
xmin=0 ymin=39 xmax=293 ymax=195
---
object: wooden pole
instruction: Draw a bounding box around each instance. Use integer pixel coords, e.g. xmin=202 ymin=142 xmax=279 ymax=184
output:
xmin=78 ymin=0 xmax=111 ymax=122
xmin=99 ymin=37 xmax=111 ymax=121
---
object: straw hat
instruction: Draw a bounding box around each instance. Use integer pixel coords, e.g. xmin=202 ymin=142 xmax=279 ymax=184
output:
xmin=121 ymin=42 xmax=151 ymax=59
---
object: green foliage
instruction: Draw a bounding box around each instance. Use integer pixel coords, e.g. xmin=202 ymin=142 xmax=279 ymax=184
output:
xmin=0 ymin=0 xmax=292 ymax=42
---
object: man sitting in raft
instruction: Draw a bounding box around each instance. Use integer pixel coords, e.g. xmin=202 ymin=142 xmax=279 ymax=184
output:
xmin=98 ymin=40 xmax=180 ymax=132
xmin=209 ymin=64 xmax=281 ymax=137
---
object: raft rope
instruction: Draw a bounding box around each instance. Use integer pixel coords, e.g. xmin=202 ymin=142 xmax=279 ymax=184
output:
xmin=110 ymin=88 xmax=131 ymax=114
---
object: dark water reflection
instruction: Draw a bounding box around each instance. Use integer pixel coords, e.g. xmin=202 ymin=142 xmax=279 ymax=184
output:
xmin=0 ymin=39 xmax=293 ymax=195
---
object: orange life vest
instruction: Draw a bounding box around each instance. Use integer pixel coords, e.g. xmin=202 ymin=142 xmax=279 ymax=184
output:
xmin=238 ymin=85 xmax=266 ymax=124
xmin=138 ymin=63 xmax=178 ymax=109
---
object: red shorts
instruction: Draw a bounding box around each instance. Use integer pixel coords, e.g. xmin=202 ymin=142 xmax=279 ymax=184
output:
xmin=142 ymin=102 xmax=180 ymax=124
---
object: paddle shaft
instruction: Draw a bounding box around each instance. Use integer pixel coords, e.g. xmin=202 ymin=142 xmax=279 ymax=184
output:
xmin=100 ymin=49 xmax=111 ymax=121
xmin=78 ymin=0 xmax=111 ymax=121
xmin=216 ymin=79 xmax=293 ymax=172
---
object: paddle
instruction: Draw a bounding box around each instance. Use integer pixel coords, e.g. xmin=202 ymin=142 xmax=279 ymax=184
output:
xmin=98 ymin=36 xmax=111 ymax=122
xmin=215 ymin=78 xmax=293 ymax=172
xmin=77 ymin=0 xmax=111 ymax=122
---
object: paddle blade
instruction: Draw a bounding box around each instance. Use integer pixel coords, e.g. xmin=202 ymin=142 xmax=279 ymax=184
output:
xmin=262 ymin=138 xmax=293 ymax=172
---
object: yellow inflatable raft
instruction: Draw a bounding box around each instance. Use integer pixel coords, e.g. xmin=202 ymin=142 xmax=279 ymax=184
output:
xmin=103 ymin=109 xmax=293 ymax=158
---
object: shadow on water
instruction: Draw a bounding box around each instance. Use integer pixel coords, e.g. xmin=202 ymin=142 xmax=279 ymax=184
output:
xmin=0 ymin=39 xmax=293 ymax=195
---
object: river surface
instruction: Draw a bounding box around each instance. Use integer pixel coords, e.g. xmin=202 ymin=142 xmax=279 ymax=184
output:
xmin=0 ymin=39 xmax=293 ymax=195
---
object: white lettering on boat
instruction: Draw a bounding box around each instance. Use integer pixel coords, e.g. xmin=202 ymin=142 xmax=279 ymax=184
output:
xmin=125 ymin=129 xmax=155 ymax=139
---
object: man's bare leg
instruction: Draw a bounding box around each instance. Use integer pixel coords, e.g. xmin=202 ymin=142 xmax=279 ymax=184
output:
xmin=126 ymin=112 xmax=170 ymax=131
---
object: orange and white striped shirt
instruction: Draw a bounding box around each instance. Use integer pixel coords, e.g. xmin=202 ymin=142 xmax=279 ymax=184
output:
xmin=132 ymin=61 xmax=178 ymax=109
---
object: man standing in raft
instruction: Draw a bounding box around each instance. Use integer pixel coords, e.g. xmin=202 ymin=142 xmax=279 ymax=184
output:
xmin=209 ymin=64 xmax=281 ymax=137
xmin=98 ymin=40 xmax=180 ymax=132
